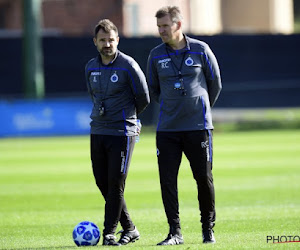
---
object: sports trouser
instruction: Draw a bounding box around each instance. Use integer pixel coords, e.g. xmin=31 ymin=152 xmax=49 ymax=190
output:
xmin=90 ymin=134 xmax=135 ymax=235
xmin=156 ymin=130 xmax=216 ymax=231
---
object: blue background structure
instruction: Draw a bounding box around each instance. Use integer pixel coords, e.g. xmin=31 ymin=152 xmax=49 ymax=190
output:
xmin=0 ymin=98 xmax=91 ymax=137
xmin=1 ymin=34 xmax=300 ymax=136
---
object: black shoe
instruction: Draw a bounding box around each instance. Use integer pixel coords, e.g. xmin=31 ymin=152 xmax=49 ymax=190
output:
xmin=202 ymin=229 xmax=216 ymax=244
xmin=157 ymin=233 xmax=184 ymax=245
xmin=117 ymin=226 xmax=140 ymax=245
xmin=103 ymin=234 xmax=121 ymax=246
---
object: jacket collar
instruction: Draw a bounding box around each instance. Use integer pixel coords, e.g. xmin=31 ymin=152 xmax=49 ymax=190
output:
xmin=165 ymin=34 xmax=191 ymax=52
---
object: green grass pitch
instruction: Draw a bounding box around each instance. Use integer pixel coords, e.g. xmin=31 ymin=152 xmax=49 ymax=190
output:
xmin=0 ymin=129 xmax=299 ymax=249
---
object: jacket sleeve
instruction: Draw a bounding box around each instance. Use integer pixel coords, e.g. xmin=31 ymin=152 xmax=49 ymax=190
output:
xmin=129 ymin=60 xmax=150 ymax=114
xmin=202 ymin=45 xmax=222 ymax=107
xmin=85 ymin=60 xmax=94 ymax=102
xmin=146 ymin=53 xmax=160 ymax=103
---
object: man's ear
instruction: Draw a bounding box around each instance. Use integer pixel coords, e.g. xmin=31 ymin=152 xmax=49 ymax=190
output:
xmin=93 ymin=37 xmax=97 ymax=46
xmin=176 ymin=21 xmax=182 ymax=31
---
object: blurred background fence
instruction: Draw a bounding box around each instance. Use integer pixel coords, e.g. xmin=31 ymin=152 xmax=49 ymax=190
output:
xmin=0 ymin=0 xmax=300 ymax=137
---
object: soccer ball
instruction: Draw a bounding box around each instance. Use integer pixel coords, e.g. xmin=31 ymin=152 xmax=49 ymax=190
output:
xmin=72 ymin=221 xmax=100 ymax=246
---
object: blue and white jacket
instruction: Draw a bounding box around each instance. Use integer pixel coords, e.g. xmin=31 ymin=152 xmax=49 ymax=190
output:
xmin=85 ymin=50 xmax=150 ymax=136
xmin=147 ymin=35 xmax=222 ymax=131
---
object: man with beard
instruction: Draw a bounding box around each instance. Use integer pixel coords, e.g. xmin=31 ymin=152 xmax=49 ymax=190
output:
xmin=85 ymin=19 xmax=150 ymax=246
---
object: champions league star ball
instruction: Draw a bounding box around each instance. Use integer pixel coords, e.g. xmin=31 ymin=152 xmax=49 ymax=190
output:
xmin=72 ymin=221 xmax=100 ymax=246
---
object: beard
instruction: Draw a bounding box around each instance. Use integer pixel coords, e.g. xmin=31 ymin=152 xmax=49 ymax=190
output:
xmin=100 ymin=47 xmax=115 ymax=57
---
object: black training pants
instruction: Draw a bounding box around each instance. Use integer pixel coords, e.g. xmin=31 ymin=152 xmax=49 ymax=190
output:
xmin=90 ymin=134 xmax=135 ymax=235
xmin=156 ymin=130 xmax=216 ymax=231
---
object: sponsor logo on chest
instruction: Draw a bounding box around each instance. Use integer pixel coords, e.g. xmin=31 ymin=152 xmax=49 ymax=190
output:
xmin=90 ymin=71 xmax=119 ymax=83
xmin=158 ymin=58 xmax=171 ymax=69
xmin=158 ymin=56 xmax=195 ymax=69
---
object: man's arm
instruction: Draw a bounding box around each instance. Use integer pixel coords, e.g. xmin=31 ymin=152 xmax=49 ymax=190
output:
xmin=129 ymin=61 xmax=150 ymax=114
xmin=85 ymin=62 xmax=94 ymax=101
xmin=202 ymin=45 xmax=222 ymax=107
xmin=146 ymin=54 xmax=160 ymax=103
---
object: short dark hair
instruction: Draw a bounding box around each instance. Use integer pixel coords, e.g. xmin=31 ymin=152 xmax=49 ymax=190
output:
xmin=94 ymin=19 xmax=118 ymax=37
xmin=155 ymin=6 xmax=183 ymax=23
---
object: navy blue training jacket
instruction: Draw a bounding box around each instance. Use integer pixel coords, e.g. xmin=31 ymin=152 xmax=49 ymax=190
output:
xmin=85 ymin=50 xmax=150 ymax=136
xmin=147 ymin=35 xmax=222 ymax=131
